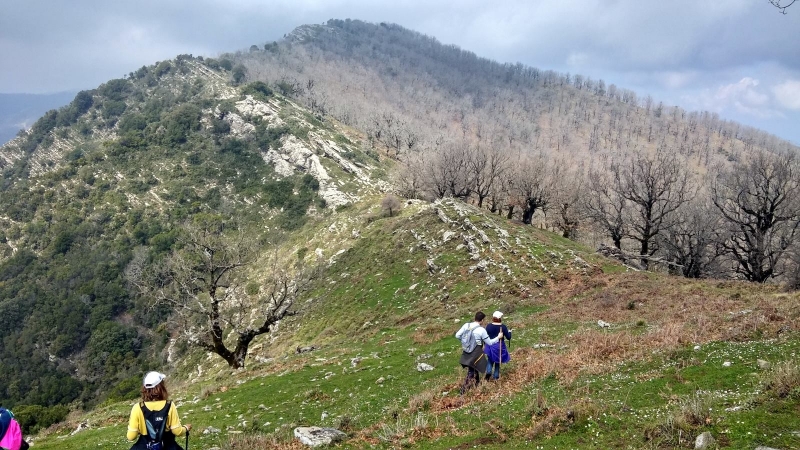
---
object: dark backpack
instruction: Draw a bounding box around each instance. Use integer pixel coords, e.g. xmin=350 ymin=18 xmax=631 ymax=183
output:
xmin=140 ymin=401 xmax=170 ymax=450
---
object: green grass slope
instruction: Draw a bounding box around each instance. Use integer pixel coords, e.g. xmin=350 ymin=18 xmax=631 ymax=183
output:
xmin=30 ymin=198 xmax=800 ymax=449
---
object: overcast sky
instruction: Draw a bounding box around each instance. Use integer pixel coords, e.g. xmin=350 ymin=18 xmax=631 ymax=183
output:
xmin=2 ymin=0 xmax=799 ymax=144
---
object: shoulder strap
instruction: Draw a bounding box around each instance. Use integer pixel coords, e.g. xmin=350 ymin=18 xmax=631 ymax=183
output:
xmin=155 ymin=401 xmax=170 ymax=441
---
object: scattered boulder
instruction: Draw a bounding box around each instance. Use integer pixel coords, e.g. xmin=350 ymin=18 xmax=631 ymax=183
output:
xmin=757 ymin=359 xmax=771 ymax=370
xmin=722 ymin=361 xmax=732 ymax=367
xmin=417 ymin=363 xmax=434 ymax=372
xmin=597 ymin=320 xmax=611 ymax=328
xmin=203 ymin=426 xmax=221 ymax=434
xmin=427 ymin=258 xmax=439 ymax=274
xmin=694 ymin=431 xmax=715 ymax=449
xmin=376 ymin=376 xmax=385 ymax=384
xmin=297 ymin=345 xmax=317 ymax=354
xmin=70 ymin=421 xmax=88 ymax=436
xmin=294 ymin=426 xmax=346 ymax=447
xmin=754 ymin=447 xmax=782 ymax=450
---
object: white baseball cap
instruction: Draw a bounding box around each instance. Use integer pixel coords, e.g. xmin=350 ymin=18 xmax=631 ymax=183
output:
xmin=143 ymin=371 xmax=166 ymax=389
xmin=492 ymin=311 xmax=503 ymax=319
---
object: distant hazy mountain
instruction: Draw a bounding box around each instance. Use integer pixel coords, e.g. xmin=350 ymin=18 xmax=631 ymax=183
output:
xmin=0 ymin=92 xmax=76 ymax=145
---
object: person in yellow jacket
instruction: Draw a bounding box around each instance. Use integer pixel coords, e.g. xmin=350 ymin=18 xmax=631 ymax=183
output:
xmin=126 ymin=371 xmax=192 ymax=450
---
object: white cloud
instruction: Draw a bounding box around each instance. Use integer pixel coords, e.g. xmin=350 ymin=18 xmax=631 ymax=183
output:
xmin=689 ymin=77 xmax=782 ymax=119
xmin=772 ymin=80 xmax=800 ymax=110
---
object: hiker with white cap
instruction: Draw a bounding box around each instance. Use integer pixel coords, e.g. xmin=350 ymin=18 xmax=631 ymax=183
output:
xmin=484 ymin=310 xmax=512 ymax=381
xmin=126 ymin=371 xmax=192 ymax=450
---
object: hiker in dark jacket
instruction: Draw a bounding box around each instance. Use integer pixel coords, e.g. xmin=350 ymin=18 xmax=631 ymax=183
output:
xmin=484 ymin=310 xmax=512 ymax=380
xmin=127 ymin=371 xmax=191 ymax=450
xmin=455 ymin=311 xmax=502 ymax=394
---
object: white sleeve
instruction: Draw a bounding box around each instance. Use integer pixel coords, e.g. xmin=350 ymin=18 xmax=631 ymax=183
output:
xmin=455 ymin=323 xmax=468 ymax=339
xmin=477 ymin=327 xmax=500 ymax=345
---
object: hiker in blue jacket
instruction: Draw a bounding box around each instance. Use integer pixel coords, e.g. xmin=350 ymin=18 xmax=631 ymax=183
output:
xmin=455 ymin=311 xmax=503 ymax=394
xmin=484 ymin=310 xmax=512 ymax=380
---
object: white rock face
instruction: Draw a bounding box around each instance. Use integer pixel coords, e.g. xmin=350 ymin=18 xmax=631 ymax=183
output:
xmin=262 ymin=135 xmax=355 ymax=207
xmin=294 ymin=427 xmax=346 ymax=447
xmin=222 ymin=110 xmax=255 ymax=137
xmin=417 ymin=363 xmax=434 ymax=372
xmin=235 ymin=95 xmax=281 ymax=121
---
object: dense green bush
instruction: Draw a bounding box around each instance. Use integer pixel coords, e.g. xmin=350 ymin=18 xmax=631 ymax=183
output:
xmin=232 ymin=64 xmax=247 ymax=85
xmin=102 ymin=100 xmax=127 ymax=119
xmin=162 ymin=104 xmax=201 ymax=145
xmin=241 ymin=81 xmax=273 ymax=101
xmin=99 ymin=78 xmax=132 ymax=101
xmin=13 ymin=404 xmax=70 ymax=434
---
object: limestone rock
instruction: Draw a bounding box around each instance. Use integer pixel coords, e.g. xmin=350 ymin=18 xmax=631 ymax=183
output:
xmin=695 ymin=431 xmax=715 ymax=449
xmin=417 ymin=363 xmax=434 ymax=372
xmin=294 ymin=426 xmax=346 ymax=447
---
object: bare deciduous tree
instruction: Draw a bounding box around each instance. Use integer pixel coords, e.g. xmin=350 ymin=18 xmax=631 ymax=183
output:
xmin=659 ymin=198 xmax=723 ymax=278
xmin=510 ymin=153 xmax=560 ymax=225
xmin=584 ymin=168 xmax=627 ymax=249
xmin=612 ymin=149 xmax=694 ymax=269
xmin=126 ymin=216 xmax=315 ymax=368
xmin=470 ymin=145 xmax=509 ymax=208
xmin=426 ymin=142 xmax=473 ymax=200
xmin=551 ymin=171 xmax=586 ymax=239
xmin=381 ymin=194 xmax=403 ymax=217
xmin=711 ymin=151 xmax=800 ymax=282
xmin=770 ymin=0 xmax=796 ymax=14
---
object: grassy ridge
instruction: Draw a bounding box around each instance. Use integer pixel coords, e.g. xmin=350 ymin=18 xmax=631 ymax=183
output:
xmin=31 ymin=199 xmax=800 ymax=449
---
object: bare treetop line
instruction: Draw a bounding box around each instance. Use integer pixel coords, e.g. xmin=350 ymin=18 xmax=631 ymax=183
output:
xmin=226 ymin=21 xmax=800 ymax=284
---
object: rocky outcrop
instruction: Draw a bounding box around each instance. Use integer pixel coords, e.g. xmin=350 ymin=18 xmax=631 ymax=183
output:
xmin=294 ymin=426 xmax=346 ymax=447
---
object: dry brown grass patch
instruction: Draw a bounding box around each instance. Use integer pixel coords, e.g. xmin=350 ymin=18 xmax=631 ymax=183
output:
xmin=220 ymin=433 xmax=305 ymax=450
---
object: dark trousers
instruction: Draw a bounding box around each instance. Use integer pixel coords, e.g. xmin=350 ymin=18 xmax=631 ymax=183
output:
xmin=460 ymin=366 xmax=481 ymax=394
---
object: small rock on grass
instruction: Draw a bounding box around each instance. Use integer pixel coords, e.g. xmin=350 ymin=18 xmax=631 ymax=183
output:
xmin=695 ymin=431 xmax=715 ymax=449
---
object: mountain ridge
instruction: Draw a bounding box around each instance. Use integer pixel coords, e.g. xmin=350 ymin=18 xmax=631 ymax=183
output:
xmin=0 ymin=19 xmax=798 ymax=449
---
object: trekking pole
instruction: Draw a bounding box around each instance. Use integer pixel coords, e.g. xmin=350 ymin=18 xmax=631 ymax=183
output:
xmin=498 ymin=336 xmax=503 ymax=380
xmin=185 ymin=429 xmax=189 ymax=450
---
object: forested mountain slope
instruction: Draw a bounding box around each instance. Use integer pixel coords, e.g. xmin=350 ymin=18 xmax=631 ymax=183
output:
xmin=233 ymin=20 xmax=800 ymax=284
xmin=0 ymin=54 xmax=388 ymax=414
xmin=237 ymin=19 xmax=797 ymax=170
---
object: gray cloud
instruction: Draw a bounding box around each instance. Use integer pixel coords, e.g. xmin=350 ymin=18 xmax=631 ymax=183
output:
xmin=2 ymin=0 xmax=799 ymax=143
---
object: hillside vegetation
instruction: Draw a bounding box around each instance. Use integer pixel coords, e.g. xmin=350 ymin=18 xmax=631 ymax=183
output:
xmin=0 ymin=19 xmax=798 ymax=450
xmin=0 ymin=53 xmax=388 ymax=414
xmin=235 ymin=20 xmax=800 ymax=286
xmin=30 ymin=198 xmax=800 ymax=449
